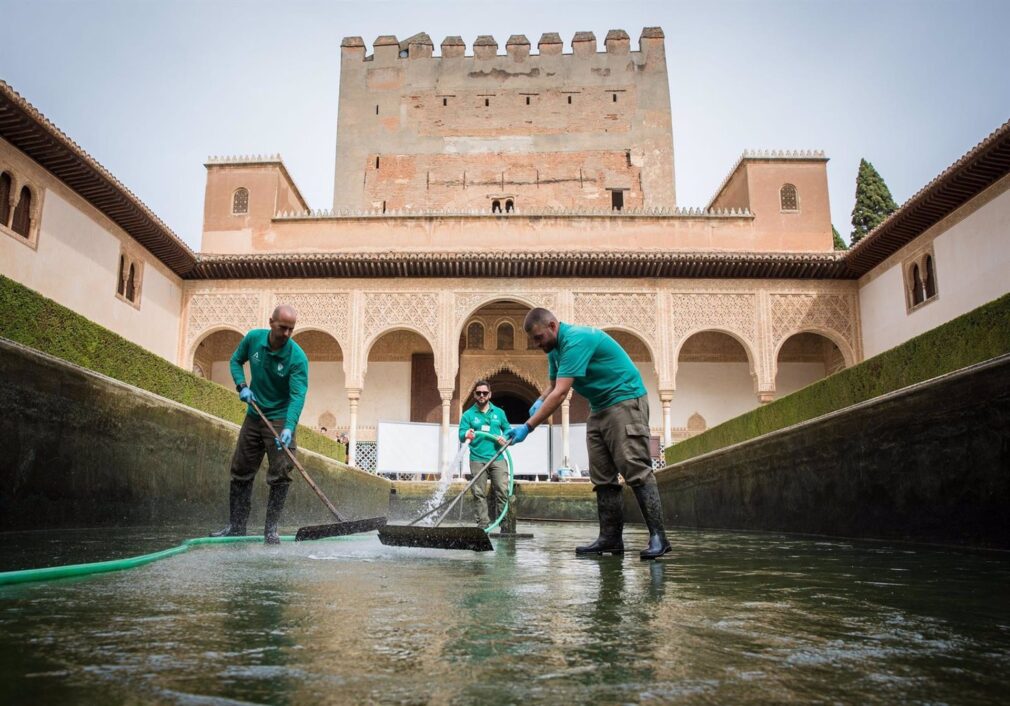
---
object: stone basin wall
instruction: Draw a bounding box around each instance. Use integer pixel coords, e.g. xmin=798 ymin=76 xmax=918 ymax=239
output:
xmin=0 ymin=338 xmax=389 ymax=531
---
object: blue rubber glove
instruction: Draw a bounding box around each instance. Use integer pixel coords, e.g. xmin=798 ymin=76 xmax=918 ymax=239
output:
xmin=239 ymin=386 xmax=256 ymax=404
xmin=528 ymin=399 xmax=543 ymax=417
xmin=505 ymin=423 xmax=531 ymax=445
xmin=276 ymin=428 xmax=293 ymax=450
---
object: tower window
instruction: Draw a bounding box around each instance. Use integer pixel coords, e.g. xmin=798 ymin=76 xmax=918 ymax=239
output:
xmin=612 ymin=93 xmax=617 ymax=102
xmin=567 ymin=95 xmax=572 ymax=105
xmin=375 ymin=105 xmax=379 ymax=115
xmin=232 ymin=188 xmax=249 ymax=215
xmin=780 ymin=184 xmax=798 ymax=211
xmin=491 ymin=199 xmax=501 ymax=213
xmin=611 ymin=190 xmax=624 ymax=211
xmin=376 ymin=156 xmax=380 ymax=169
xmin=526 ymin=96 xmax=530 ymax=105
xmin=443 ymin=97 xmax=447 ymax=106
xmin=485 ymin=98 xmax=489 ymax=107
xmin=505 ymin=199 xmax=514 ymax=213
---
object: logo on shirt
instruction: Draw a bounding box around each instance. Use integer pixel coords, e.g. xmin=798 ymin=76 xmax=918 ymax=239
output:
xmin=252 ymin=351 xmax=261 ymax=363
xmin=277 ymin=363 xmax=284 ymax=372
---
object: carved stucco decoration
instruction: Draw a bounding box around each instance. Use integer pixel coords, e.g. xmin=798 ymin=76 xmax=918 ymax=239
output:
xmin=572 ymin=292 xmax=658 ymax=353
xmin=363 ymin=292 xmax=439 ymax=347
xmin=459 ymin=354 xmax=550 ymax=396
xmin=273 ymin=292 xmax=350 ymax=343
xmin=770 ymin=293 xmax=857 ymax=364
xmin=186 ymin=293 xmax=261 ymax=350
xmin=669 ymin=293 xmax=758 ymax=353
xmin=453 ymin=291 xmax=558 ymax=333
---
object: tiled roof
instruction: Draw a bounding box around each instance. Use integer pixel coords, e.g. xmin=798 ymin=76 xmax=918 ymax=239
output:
xmin=0 ymin=80 xmax=197 ymax=276
xmin=187 ymin=250 xmax=847 ymax=280
xmin=844 ymin=118 xmax=1010 ymax=277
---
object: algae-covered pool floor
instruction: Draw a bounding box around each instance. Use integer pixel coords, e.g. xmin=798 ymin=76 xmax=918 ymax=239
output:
xmin=1 ymin=523 xmax=1008 ymax=705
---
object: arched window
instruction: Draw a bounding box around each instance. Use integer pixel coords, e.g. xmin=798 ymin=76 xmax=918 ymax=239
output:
xmin=491 ymin=199 xmax=501 ymax=213
xmin=466 ymin=322 xmax=485 ymax=350
xmin=117 ymin=255 xmax=126 ymax=295
xmin=911 ymin=264 xmax=924 ymax=305
xmin=780 ymin=184 xmax=798 ymax=211
xmin=232 ymin=188 xmax=249 ymax=215
xmin=924 ymin=255 xmax=937 ymax=300
xmin=12 ymin=186 xmax=32 ymax=237
xmin=126 ymin=262 xmax=137 ymax=302
xmin=496 ymin=322 xmax=514 ymax=350
xmin=0 ymin=172 xmax=11 ymax=227
xmin=505 ymin=199 xmax=514 ymax=213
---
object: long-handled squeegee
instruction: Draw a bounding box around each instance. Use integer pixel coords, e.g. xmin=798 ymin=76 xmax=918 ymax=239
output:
xmin=377 ymin=441 xmax=513 ymax=552
xmin=249 ymin=401 xmax=386 ymax=540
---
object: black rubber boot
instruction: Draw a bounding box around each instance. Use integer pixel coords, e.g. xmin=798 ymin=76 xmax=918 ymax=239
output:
xmin=576 ymin=485 xmax=625 ymax=555
xmin=632 ymin=479 xmax=671 ymax=561
xmin=263 ymin=483 xmax=290 ymax=545
xmin=210 ymin=480 xmax=252 ymax=537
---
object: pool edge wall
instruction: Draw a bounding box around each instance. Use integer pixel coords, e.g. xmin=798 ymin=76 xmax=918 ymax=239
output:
xmin=654 ymin=354 xmax=1010 ymax=549
xmin=0 ymin=338 xmax=390 ymax=531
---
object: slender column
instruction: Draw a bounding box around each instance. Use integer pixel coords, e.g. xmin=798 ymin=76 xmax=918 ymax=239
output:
xmin=346 ymin=388 xmax=360 ymax=468
xmin=659 ymin=390 xmax=674 ymax=447
xmin=439 ymin=388 xmax=454 ymax=474
xmin=561 ymin=391 xmax=571 ymax=468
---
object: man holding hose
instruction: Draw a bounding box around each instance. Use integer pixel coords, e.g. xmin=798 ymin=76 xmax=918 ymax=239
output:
xmin=506 ymin=307 xmax=671 ymax=560
xmin=210 ymin=304 xmax=309 ymax=544
xmin=458 ymin=380 xmax=511 ymax=530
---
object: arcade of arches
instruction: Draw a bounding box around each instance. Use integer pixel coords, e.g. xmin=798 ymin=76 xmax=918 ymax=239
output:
xmin=183 ymin=281 xmax=860 ymax=469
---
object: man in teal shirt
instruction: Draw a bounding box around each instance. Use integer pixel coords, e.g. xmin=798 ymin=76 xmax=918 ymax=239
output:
xmin=506 ymin=307 xmax=671 ymax=560
xmin=458 ymin=380 xmax=511 ymax=529
xmin=210 ymin=305 xmax=309 ymax=544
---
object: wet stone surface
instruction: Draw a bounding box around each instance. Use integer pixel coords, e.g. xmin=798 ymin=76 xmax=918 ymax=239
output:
xmin=1 ymin=523 xmax=1009 ymax=704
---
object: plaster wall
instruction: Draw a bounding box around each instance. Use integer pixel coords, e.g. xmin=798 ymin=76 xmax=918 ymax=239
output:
xmin=200 ymin=212 xmax=843 ymax=255
xmin=0 ymin=140 xmax=183 ymax=362
xmin=859 ymin=178 xmax=1010 ymax=357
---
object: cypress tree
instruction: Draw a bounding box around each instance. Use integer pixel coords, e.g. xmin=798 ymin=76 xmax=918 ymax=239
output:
xmin=850 ymin=158 xmax=898 ymax=245
xmin=832 ymin=225 xmax=847 ymax=250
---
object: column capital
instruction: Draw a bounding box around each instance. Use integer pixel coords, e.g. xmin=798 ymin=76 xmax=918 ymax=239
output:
xmin=757 ymin=391 xmax=775 ymax=404
xmin=346 ymin=387 xmax=361 ymax=401
xmin=658 ymin=388 xmax=675 ymax=402
xmin=438 ymin=387 xmax=454 ymax=402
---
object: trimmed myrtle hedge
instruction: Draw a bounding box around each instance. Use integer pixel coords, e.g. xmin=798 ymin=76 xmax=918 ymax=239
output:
xmin=666 ymin=292 xmax=1010 ymax=466
xmin=0 ymin=275 xmax=346 ymax=463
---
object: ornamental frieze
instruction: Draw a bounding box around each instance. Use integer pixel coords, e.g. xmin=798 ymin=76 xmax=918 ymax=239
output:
xmin=669 ymin=293 xmax=758 ymax=348
xmin=363 ymin=291 xmax=439 ymax=345
xmin=769 ymin=292 xmax=857 ymax=357
xmin=572 ymin=292 xmax=658 ymax=350
xmin=185 ymin=292 xmax=261 ymax=349
xmin=272 ymin=292 xmax=350 ymax=342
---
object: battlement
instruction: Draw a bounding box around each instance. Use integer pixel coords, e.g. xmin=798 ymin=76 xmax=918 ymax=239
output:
xmin=339 ymin=27 xmax=664 ymax=61
xmin=274 ymin=205 xmax=751 ymax=220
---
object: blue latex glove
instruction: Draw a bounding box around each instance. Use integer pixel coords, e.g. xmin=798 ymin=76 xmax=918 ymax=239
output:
xmin=276 ymin=428 xmax=293 ymax=450
xmin=239 ymin=386 xmax=256 ymax=404
xmin=505 ymin=423 xmax=531 ymax=445
xmin=528 ymin=399 xmax=543 ymax=417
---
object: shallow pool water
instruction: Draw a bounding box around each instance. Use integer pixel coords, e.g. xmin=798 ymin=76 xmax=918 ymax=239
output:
xmin=1 ymin=523 xmax=1008 ymax=704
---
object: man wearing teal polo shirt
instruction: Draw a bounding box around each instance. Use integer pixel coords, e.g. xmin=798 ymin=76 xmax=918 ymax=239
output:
xmin=458 ymin=380 xmax=511 ymax=529
xmin=210 ymin=305 xmax=309 ymax=544
xmin=507 ymin=307 xmax=670 ymax=560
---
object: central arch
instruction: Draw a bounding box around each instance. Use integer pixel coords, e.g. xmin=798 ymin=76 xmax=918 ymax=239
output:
xmin=484 ymin=370 xmax=541 ymax=424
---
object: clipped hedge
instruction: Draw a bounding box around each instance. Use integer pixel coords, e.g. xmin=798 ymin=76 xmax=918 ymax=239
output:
xmin=0 ymin=275 xmax=346 ymax=463
xmin=666 ymin=292 xmax=1010 ymax=466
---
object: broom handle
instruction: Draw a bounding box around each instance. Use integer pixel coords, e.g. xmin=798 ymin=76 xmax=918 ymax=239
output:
xmin=249 ymin=400 xmax=345 ymax=522
xmin=430 ymin=441 xmax=511 ymax=528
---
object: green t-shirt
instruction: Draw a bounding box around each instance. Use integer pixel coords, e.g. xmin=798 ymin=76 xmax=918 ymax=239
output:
xmin=230 ymin=329 xmax=309 ymax=430
xmin=458 ymin=402 xmax=511 ymax=462
xmin=547 ymin=322 xmax=646 ymax=412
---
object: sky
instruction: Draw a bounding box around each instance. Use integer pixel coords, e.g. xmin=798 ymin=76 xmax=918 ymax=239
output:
xmin=2 ymin=0 xmax=1008 ymax=251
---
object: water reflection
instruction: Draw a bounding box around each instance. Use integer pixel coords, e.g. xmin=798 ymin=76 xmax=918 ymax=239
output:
xmin=0 ymin=524 xmax=1008 ymax=704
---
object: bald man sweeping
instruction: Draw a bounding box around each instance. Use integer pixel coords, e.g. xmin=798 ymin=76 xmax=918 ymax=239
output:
xmin=210 ymin=305 xmax=309 ymax=544
xmin=506 ymin=308 xmax=671 ymax=560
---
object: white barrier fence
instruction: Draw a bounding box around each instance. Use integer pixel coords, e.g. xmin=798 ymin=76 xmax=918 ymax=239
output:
xmin=375 ymin=420 xmax=589 ymax=479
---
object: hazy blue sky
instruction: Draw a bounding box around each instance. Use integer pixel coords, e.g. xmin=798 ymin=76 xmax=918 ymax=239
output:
xmin=3 ymin=0 xmax=1008 ymax=251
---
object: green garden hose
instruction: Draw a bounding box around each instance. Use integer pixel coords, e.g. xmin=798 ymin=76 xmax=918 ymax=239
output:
xmin=473 ymin=430 xmax=515 ymax=534
xmin=0 ymin=534 xmax=352 ymax=587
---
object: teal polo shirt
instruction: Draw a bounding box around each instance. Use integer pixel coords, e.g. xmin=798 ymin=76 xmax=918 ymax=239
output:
xmin=458 ymin=402 xmax=511 ymax=462
xmin=547 ymin=322 xmax=646 ymax=412
xmin=230 ymin=329 xmax=309 ymax=430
